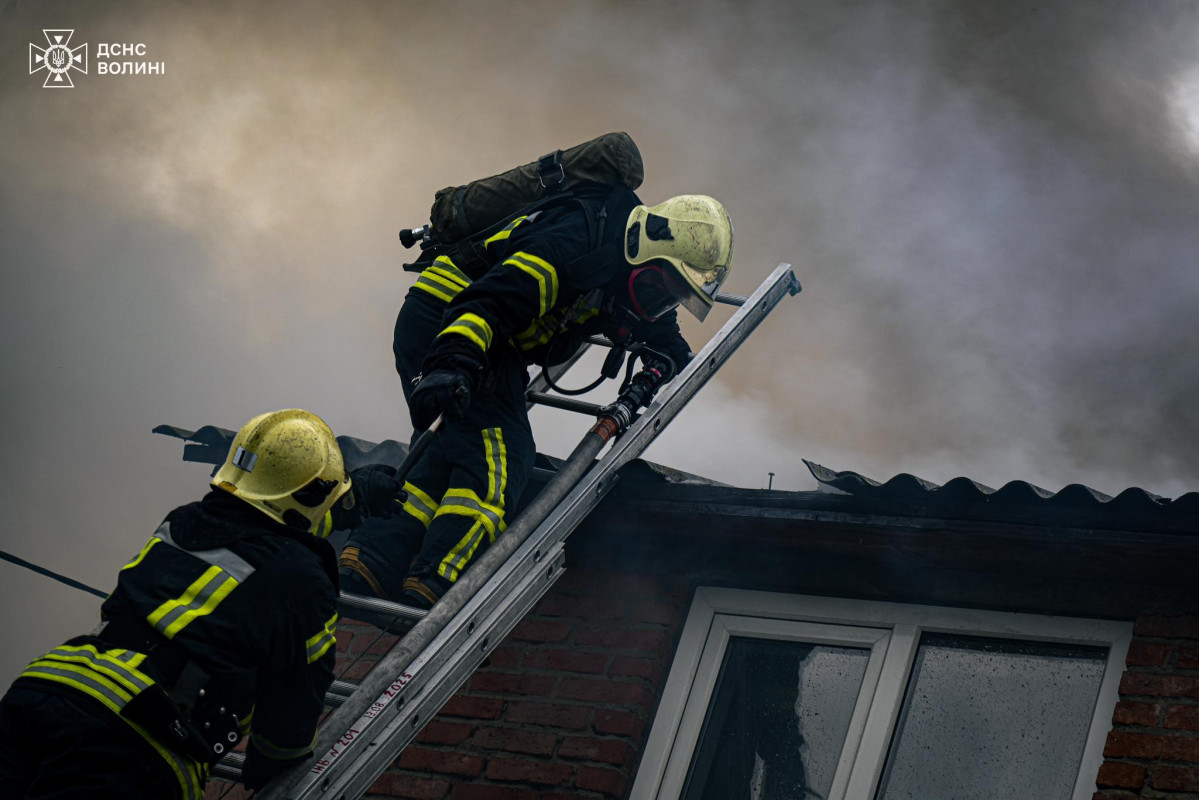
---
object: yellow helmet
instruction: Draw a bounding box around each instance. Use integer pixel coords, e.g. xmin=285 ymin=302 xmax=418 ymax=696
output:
xmin=212 ymin=409 xmax=351 ymax=535
xmin=624 ymin=194 xmax=734 ymax=321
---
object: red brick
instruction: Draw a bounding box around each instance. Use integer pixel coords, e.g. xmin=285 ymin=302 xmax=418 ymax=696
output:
xmin=1165 ymin=705 xmax=1199 ymax=730
xmin=1134 ymin=615 xmax=1199 ymax=640
xmin=574 ymin=765 xmax=628 ymax=797
xmin=1126 ymin=641 xmax=1171 ymax=667
xmin=415 ymin=720 xmax=474 ymax=746
xmin=509 ymin=619 xmax=572 ymax=643
xmin=636 ymin=600 xmax=682 ymax=626
xmin=506 ymin=701 xmax=591 ymax=730
xmin=1120 ymin=673 xmax=1199 ymax=699
xmin=469 ymin=727 xmax=558 ymax=756
xmin=523 ymin=648 xmax=609 ymax=674
xmin=470 ymin=672 xmax=556 ymax=696
xmin=1151 ymin=764 xmax=1199 ymax=791
xmin=484 ymin=757 xmax=574 ymax=785
xmin=609 ymin=655 xmax=665 ymax=683
xmin=1180 ymin=646 xmax=1199 ymax=669
xmin=556 ymin=677 xmax=657 ymax=707
xmin=535 ymin=594 xmax=626 ymax=620
xmin=369 ymin=771 xmax=451 ymax=799
xmin=1104 ymin=731 xmax=1199 ymax=762
xmin=340 ymin=659 xmax=375 ymax=681
xmin=559 ymin=736 xmax=635 ymax=766
xmin=593 ymin=708 xmax=644 ymax=739
xmin=397 ymin=746 xmax=485 ymax=778
xmin=1096 ymin=761 xmax=1146 ymax=790
xmin=482 ymin=644 xmax=522 ymax=669
xmin=575 ymin=627 xmax=672 ymax=656
xmin=1113 ymin=701 xmax=1160 ymax=727
xmin=440 ymin=695 xmax=503 ymax=720
xmin=447 ymin=785 xmax=536 ymax=800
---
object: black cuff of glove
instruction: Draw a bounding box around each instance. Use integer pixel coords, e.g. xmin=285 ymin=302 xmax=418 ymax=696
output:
xmin=422 ymin=339 xmax=487 ymax=389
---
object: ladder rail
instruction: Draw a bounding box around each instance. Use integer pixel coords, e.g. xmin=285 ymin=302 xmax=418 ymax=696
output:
xmin=249 ymin=263 xmax=800 ymax=799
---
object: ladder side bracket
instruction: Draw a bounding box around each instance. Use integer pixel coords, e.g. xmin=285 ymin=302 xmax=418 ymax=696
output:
xmin=318 ymin=548 xmax=567 ymax=800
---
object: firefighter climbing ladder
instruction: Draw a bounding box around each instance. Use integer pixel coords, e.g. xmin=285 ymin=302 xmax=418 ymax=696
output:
xmin=214 ymin=262 xmax=800 ymax=800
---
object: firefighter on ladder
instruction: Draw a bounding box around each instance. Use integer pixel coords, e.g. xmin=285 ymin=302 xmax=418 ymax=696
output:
xmin=0 ymin=409 xmax=403 ymax=799
xmin=339 ymin=190 xmax=734 ymax=610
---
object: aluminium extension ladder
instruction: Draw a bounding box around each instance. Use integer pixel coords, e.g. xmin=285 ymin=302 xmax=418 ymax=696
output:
xmin=213 ymin=262 xmax=800 ymax=800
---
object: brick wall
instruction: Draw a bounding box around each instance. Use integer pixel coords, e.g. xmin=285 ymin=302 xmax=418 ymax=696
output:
xmin=334 ymin=567 xmax=689 ymax=800
xmin=1095 ymin=615 xmax=1199 ymax=798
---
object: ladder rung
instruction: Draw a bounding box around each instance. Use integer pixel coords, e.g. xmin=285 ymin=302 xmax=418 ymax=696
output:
xmin=715 ymin=292 xmax=747 ymax=306
xmin=325 ymin=679 xmax=357 ymax=707
xmin=338 ymin=591 xmax=427 ymax=633
xmin=211 ymin=752 xmax=244 ymax=782
xmin=525 ymin=392 xmax=606 ymax=416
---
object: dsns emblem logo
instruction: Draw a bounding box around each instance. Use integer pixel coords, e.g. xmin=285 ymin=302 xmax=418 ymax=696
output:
xmin=29 ymin=30 xmax=88 ymax=88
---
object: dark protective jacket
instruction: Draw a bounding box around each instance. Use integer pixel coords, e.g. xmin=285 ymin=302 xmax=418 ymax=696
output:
xmin=411 ymin=183 xmax=694 ymax=373
xmin=13 ymin=490 xmax=339 ymax=799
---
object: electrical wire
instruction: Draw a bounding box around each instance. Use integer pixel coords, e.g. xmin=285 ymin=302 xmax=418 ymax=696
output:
xmin=0 ymin=548 xmax=107 ymax=599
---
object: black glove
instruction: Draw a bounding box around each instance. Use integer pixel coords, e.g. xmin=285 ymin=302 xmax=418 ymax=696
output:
xmin=409 ymin=353 xmax=481 ymax=430
xmin=349 ymin=464 xmax=403 ymax=520
xmin=242 ymin=747 xmax=310 ymax=791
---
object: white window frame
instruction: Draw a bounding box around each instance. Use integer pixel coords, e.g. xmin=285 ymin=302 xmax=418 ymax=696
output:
xmin=630 ymin=588 xmax=1132 ymax=800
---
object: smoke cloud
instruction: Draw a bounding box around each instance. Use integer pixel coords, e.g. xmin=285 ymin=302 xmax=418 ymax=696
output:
xmin=2 ymin=0 xmax=1198 ymax=684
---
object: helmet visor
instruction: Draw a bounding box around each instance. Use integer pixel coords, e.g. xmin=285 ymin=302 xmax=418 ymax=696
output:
xmin=628 ymin=264 xmax=687 ymax=321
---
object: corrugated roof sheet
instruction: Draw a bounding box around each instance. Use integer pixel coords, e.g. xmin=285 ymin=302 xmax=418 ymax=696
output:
xmin=803 ymin=459 xmax=1199 ymax=523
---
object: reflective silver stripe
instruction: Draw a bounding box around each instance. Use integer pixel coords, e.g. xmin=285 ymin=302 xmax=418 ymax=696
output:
xmin=401 ymin=480 xmax=438 ymax=526
xmin=22 ymin=664 xmax=131 ymax=710
xmin=42 ymin=646 xmax=154 ymax=692
xmin=232 ymin=446 xmax=257 ymax=472
xmin=438 ymin=494 xmax=503 ymax=534
xmin=484 ymin=428 xmax=506 ymax=506
xmin=154 ymin=522 xmax=256 ymax=583
xmin=306 ymin=630 xmax=335 ymax=663
xmin=415 ymin=273 xmax=461 ymax=302
xmin=150 ymin=570 xmax=235 ymax=636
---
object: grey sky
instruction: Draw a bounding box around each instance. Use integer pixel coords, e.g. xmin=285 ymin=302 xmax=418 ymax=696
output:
xmin=2 ymin=0 xmax=1198 ymax=686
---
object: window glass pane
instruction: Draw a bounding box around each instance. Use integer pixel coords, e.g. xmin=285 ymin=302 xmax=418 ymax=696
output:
xmin=877 ymin=634 xmax=1108 ymax=800
xmin=682 ymin=637 xmax=871 ymax=800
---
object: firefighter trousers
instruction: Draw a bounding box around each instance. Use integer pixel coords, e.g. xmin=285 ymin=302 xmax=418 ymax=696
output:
xmin=0 ymin=685 xmax=183 ymax=800
xmin=339 ymin=291 xmax=535 ymax=604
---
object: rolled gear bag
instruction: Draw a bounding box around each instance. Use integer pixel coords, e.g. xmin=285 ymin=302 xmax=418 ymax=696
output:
xmin=429 ymin=131 xmax=644 ymax=243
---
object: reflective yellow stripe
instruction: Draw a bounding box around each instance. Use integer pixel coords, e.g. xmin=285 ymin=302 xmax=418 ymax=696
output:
xmin=437 ymin=426 xmax=509 ymax=583
xmin=434 ymin=488 xmax=505 ymax=536
xmin=121 ymin=536 xmax=162 ymax=571
xmin=483 ymin=215 xmax=529 ymax=248
xmin=506 ymin=251 xmax=558 ymax=315
xmin=314 ymin=509 xmax=334 ymax=539
xmin=514 ymin=315 xmax=559 ymax=350
xmin=439 ymin=312 xmax=493 ymax=352
xmin=305 ymin=612 xmax=338 ymax=664
xmin=21 ymin=660 xmax=135 ymax=714
xmin=252 ymin=730 xmax=317 ymax=760
xmin=147 ymin=566 xmax=240 ymax=639
xmin=124 ymin=717 xmax=207 ymax=800
xmin=438 ymin=518 xmax=491 ymax=583
xmin=401 ymin=480 xmax=439 ymax=528
xmin=429 ymin=256 xmax=471 ymax=287
xmin=414 ymin=274 xmax=457 ymax=303
xmin=22 ymin=646 xmax=204 ymax=800
xmin=483 ymin=427 xmax=507 ymax=508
